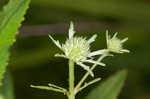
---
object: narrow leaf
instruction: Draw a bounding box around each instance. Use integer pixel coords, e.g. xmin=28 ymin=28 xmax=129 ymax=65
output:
xmin=0 ymin=0 xmax=30 ymax=86
xmin=86 ymin=70 xmax=127 ymax=99
xmin=31 ymin=85 xmax=67 ymax=94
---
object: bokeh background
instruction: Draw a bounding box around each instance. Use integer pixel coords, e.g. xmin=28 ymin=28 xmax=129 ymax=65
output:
xmin=1 ymin=0 xmax=150 ymax=99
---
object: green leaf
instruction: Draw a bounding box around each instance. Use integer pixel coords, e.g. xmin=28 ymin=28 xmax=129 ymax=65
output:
xmin=86 ymin=70 xmax=127 ymax=99
xmin=0 ymin=0 xmax=30 ymax=86
xmin=0 ymin=70 xmax=15 ymax=99
xmin=31 ymin=85 xmax=67 ymax=94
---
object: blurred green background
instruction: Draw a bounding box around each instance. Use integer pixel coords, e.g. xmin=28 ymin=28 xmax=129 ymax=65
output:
xmin=1 ymin=0 xmax=150 ymax=99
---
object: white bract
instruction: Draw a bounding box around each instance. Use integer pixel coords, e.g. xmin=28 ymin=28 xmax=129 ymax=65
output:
xmin=106 ymin=31 xmax=130 ymax=53
xmin=49 ymin=22 xmax=106 ymax=77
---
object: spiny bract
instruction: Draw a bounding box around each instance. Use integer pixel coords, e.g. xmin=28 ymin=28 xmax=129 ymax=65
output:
xmin=49 ymin=22 xmax=106 ymax=77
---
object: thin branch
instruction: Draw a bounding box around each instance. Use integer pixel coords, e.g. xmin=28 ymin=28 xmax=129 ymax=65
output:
xmin=75 ymin=78 xmax=101 ymax=94
xmin=74 ymin=54 xmax=107 ymax=92
xmin=48 ymin=83 xmax=67 ymax=92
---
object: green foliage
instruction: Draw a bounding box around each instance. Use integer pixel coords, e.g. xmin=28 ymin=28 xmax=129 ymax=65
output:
xmin=86 ymin=70 xmax=127 ymax=99
xmin=0 ymin=71 xmax=14 ymax=99
xmin=0 ymin=0 xmax=30 ymax=86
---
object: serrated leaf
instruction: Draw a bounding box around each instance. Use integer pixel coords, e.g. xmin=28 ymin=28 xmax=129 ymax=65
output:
xmin=86 ymin=70 xmax=127 ymax=99
xmin=0 ymin=0 xmax=30 ymax=86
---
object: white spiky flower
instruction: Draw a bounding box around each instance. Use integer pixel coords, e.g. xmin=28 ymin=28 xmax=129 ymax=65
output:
xmin=49 ymin=22 xmax=106 ymax=77
xmin=106 ymin=31 xmax=130 ymax=53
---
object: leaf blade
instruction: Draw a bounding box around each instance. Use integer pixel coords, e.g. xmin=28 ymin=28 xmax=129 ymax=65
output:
xmin=86 ymin=70 xmax=127 ymax=99
xmin=0 ymin=0 xmax=30 ymax=86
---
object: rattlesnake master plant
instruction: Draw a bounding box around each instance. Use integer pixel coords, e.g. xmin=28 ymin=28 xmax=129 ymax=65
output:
xmin=49 ymin=22 xmax=105 ymax=76
xmin=106 ymin=30 xmax=130 ymax=53
xmin=31 ymin=22 xmax=129 ymax=99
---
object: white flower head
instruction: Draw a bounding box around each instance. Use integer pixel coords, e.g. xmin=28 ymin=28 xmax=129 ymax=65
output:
xmin=49 ymin=22 xmax=106 ymax=77
xmin=106 ymin=30 xmax=130 ymax=53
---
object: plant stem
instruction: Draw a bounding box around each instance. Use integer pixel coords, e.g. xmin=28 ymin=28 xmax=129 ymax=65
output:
xmin=68 ymin=60 xmax=75 ymax=99
xmin=76 ymin=78 xmax=101 ymax=94
xmin=75 ymin=54 xmax=107 ymax=93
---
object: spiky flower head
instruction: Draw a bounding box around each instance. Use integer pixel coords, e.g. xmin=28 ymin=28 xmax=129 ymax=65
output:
xmin=49 ymin=22 xmax=106 ymax=76
xmin=62 ymin=37 xmax=90 ymax=62
xmin=106 ymin=30 xmax=130 ymax=53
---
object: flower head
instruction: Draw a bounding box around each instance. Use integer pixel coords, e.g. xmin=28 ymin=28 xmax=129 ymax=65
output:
xmin=106 ymin=30 xmax=130 ymax=53
xmin=49 ymin=22 xmax=105 ymax=77
xmin=62 ymin=37 xmax=90 ymax=62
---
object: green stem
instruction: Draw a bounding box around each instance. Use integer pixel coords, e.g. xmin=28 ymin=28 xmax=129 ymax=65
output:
xmin=68 ymin=60 xmax=75 ymax=99
xmin=75 ymin=54 xmax=107 ymax=93
xmin=76 ymin=78 xmax=101 ymax=94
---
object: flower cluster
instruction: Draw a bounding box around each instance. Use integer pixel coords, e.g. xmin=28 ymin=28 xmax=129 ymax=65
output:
xmin=49 ymin=22 xmax=105 ymax=76
xmin=106 ymin=30 xmax=130 ymax=53
xmin=49 ymin=22 xmax=129 ymax=76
